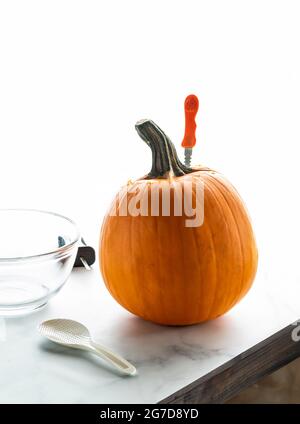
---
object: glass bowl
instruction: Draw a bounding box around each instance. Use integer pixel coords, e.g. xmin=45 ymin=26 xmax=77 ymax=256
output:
xmin=0 ymin=209 xmax=80 ymax=316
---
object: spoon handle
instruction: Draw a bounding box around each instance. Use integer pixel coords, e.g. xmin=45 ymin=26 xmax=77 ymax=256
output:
xmin=89 ymin=342 xmax=137 ymax=375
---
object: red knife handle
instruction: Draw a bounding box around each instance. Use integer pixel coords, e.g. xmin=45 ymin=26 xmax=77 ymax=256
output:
xmin=181 ymin=94 xmax=199 ymax=148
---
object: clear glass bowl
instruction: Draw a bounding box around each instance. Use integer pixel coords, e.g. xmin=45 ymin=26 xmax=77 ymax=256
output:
xmin=0 ymin=209 xmax=80 ymax=316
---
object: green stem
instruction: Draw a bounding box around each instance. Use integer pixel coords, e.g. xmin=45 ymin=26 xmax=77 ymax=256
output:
xmin=135 ymin=119 xmax=194 ymax=178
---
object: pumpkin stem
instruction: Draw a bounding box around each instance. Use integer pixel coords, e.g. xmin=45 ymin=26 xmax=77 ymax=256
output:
xmin=135 ymin=119 xmax=194 ymax=179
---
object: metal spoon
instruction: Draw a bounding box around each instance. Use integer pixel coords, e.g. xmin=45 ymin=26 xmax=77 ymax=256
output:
xmin=38 ymin=319 xmax=136 ymax=376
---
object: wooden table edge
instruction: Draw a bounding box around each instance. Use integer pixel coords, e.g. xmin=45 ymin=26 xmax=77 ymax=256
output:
xmin=158 ymin=321 xmax=300 ymax=404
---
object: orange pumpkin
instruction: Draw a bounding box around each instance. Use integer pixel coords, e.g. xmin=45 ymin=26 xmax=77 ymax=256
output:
xmin=100 ymin=119 xmax=258 ymax=325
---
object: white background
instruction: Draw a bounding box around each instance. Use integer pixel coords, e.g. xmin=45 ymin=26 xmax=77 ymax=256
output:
xmin=0 ymin=1 xmax=299 ymax=276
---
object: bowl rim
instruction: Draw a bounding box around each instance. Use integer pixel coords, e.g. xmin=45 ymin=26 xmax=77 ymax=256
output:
xmin=0 ymin=208 xmax=80 ymax=263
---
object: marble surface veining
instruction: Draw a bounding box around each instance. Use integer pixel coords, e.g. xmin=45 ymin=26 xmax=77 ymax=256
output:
xmin=0 ymin=263 xmax=299 ymax=404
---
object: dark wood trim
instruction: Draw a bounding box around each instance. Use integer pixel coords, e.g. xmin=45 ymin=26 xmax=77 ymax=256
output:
xmin=159 ymin=322 xmax=300 ymax=404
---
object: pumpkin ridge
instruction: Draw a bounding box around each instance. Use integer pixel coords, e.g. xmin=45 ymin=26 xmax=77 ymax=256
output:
xmin=153 ymin=189 xmax=169 ymax=323
xmin=189 ymin=202 xmax=203 ymax=321
xmin=194 ymin=184 xmax=217 ymax=320
xmin=111 ymin=188 xmax=136 ymax=310
xmin=176 ymin=190 xmax=198 ymax=323
xmin=132 ymin=184 xmax=151 ymax=319
xmin=205 ymin=174 xmax=246 ymax=310
xmin=193 ymin=181 xmax=219 ymax=320
xmin=210 ymin=175 xmax=258 ymax=304
xmin=200 ymin=177 xmax=234 ymax=317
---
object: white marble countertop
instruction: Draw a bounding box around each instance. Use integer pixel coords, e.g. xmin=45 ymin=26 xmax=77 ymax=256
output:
xmin=1 ymin=257 xmax=300 ymax=404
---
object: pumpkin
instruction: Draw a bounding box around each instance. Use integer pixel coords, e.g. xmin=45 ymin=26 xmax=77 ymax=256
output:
xmin=100 ymin=119 xmax=258 ymax=325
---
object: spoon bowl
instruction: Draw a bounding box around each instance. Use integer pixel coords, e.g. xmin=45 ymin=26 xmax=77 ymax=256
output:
xmin=39 ymin=319 xmax=91 ymax=347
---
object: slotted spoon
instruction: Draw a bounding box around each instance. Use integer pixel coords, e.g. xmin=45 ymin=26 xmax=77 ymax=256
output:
xmin=38 ymin=319 xmax=136 ymax=376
